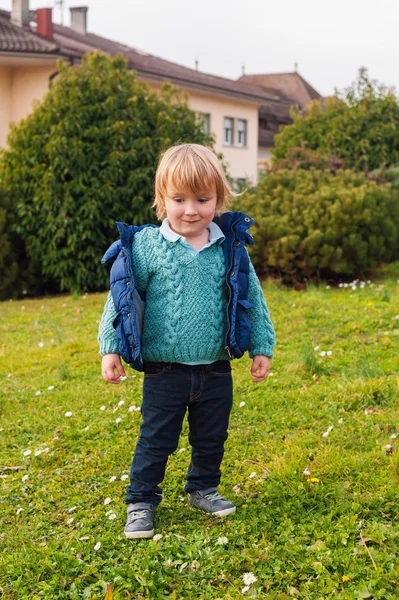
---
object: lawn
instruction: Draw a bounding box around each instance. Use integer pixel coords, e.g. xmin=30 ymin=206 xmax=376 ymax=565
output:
xmin=1 ymin=267 xmax=398 ymax=599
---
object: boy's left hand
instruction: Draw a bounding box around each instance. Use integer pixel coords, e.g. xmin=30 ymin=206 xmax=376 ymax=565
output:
xmin=250 ymin=355 xmax=271 ymax=383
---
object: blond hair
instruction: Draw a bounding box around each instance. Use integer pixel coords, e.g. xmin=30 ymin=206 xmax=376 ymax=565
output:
xmin=152 ymin=143 xmax=238 ymax=220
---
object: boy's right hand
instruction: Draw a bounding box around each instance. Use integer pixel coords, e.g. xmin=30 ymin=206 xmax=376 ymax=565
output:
xmin=101 ymin=353 xmax=126 ymax=384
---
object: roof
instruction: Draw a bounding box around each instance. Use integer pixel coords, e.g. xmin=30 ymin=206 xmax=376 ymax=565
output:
xmin=0 ymin=8 xmax=289 ymax=107
xmin=238 ymin=72 xmax=322 ymax=108
xmin=0 ymin=8 xmax=78 ymax=57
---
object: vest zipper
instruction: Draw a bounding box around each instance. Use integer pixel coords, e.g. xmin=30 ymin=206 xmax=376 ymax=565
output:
xmin=224 ymin=218 xmax=240 ymax=356
xmin=123 ymin=247 xmax=137 ymax=353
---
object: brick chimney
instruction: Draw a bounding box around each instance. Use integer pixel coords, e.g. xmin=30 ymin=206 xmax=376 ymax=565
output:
xmin=70 ymin=6 xmax=88 ymax=34
xmin=11 ymin=0 xmax=30 ymax=27
xmin=36 ymin=8 xmax=54 ymax=40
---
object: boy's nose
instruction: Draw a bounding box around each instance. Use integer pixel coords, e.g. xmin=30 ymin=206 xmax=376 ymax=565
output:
xmin=185 ymin=204 xmax=198 ymax=216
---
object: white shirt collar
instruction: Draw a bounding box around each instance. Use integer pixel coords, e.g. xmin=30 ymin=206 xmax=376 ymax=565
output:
xmin=160 ymin=218 xmax=225 ymax=244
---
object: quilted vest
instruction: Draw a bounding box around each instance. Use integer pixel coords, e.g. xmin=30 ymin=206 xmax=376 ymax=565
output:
xmin=101 ymin=211 xmax=255 ymax=371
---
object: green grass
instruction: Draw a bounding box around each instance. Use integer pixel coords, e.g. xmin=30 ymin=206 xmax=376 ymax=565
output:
xmin=1 ymin=267 xmax=399 ymax=599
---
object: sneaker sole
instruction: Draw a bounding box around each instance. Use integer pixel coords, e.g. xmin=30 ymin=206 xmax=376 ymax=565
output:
xmin=190 ymin=503 xmax=236 ymax=517
xmin=213 ymin=506 xmax=236 ymax=517
xmin=124 ymin=528 xmax=154 ymax=539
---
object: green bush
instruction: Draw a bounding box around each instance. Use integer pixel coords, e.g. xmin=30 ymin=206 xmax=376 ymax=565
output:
xmin=235 ymin=169 xmax=399 ymax=282
xmin=0 ymin=183 xmax=18 ymax=300
xmin=273 ymin=68 xmax=399 ymax=173
xmin=0 ymin=52 xmax=213 ymax=295
xmin=271 ymin=147 xmax=345 ymax=175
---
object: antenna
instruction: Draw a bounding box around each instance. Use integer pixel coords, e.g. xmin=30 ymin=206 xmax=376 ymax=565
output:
xmin=195 ymin=58 xmax=199 ymax=71
xmin=242 ymin=64 xmax=245 ymax=76
xmin=294 ymin=61 xmax=298 ymax=73
xmin=54 ymin=0 xmax=65 ymax=25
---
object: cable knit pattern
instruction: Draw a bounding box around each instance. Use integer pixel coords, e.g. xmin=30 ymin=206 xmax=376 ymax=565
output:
xmin=98 ymin=227 xmax=275 ymax=362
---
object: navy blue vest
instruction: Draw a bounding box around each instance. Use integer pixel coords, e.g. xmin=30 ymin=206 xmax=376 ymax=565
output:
xmin=101 ymin=211 xmax=255 ymax=371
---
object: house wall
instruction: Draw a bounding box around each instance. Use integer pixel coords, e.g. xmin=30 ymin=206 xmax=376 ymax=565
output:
xmin=190 ymin=94 xmax=259 ymax=185
xmin=146 ymin=81 xmax=259 ymax=184
xmin=11 ymin=65 xmax=56 ymax=123
xmin=257 ymin=147 xmax=273 ymax=172
xmin=0 ymin=64 xmax=56 ymax=148
xmin=0 ymin=63 xmax=259 ymax=185
xmin=0 ymin=66 xmax=12 ymax=148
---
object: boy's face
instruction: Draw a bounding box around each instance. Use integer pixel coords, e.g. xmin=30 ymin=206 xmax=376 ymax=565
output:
xmin=164 ymin=184 xmax=218 ymax=239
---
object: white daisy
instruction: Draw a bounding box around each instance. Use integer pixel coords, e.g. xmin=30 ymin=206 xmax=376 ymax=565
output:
xmin=239 ymin=401 xmax=246 ymax=408
xmin=65 ymin=411 xmax=73 ymax=417
xmin=23 ymin=450 xmax=31 ymax=456
xmin=248 ymin=471 xmax=256 ymax=479
xmin=100 ymin=405 xmax=106 ymax=411
xmin=242 ymin=572 xmax=257 ymax=585
xmin=108 ymin=513 xmax=117 ymax=520
xmin=48 ymin=385 xmax=55 ymax=391
xmin=109 ymin=476 xmax=117 ymax=483
xmin=118 ymin=400 xmax=125 ymax=406
xmin=16 ymin=508 xmax=23 ymax=515
xmin=216 ymin=536 xmax=228 ymax=545
xmin=153 ymin=534 xmax=162 ymax=541
xmin=93 ymin=542 xmax=101 ymax=551
xmin=104 ymin=498 xmax=112 ymax=505
xmin=120 ymin=474 xmax=129 ymax=481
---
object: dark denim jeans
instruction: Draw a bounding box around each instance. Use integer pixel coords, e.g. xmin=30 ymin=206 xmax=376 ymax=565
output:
xmin=125 ymin=360 xmax=233 ymax=506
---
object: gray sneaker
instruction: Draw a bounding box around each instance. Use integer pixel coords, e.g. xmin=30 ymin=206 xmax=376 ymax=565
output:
xmin=124 ymin=502 xmax=155 ymax=539
xmin=188 ymin=490 xmax=236 ymax=517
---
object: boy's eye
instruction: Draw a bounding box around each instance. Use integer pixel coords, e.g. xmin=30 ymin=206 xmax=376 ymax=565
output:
xmin=198 ymin=198 xmax=209 ymax=203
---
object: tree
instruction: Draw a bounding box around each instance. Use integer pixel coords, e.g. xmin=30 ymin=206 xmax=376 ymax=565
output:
xmin=0 ymin=52 xmax=213 ymax=294
xmin=273 ymin=68 xmax=399 ymax=173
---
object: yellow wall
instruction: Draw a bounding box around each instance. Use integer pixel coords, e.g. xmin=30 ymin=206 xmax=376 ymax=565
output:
xmin=11 ymin=65 xmax=57 ymax=124
xmin=0 ymin=63 xmax=259 ymax=183
xmin=0 ymin=64 xmax=56 ymax=148
xmin=0 ymin=66 xmax=12 ymax=148
xmin=257 ymin=147 xmax=273 ymax=171
xmin=145 ymin=80 xmax=259 ymax=184
xmin=189 ymin=94 xmax=259 ymax=185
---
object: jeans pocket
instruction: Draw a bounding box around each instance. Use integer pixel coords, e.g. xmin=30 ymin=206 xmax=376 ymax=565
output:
xmin=143 ymin=362 xmax=167 ymax=377
xmin=210 ymin=361 xmax=232 ymax=376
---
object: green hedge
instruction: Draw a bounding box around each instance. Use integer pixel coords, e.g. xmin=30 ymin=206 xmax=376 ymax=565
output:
xmin=235 ymin=169 xmax=399 ymax=282
xmin=0 ymin=52 xmax=212 ymax=296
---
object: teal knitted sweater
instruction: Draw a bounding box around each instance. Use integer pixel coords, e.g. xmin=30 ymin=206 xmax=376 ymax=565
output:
xmin=98 ymin=227 xmax=275 ymax=362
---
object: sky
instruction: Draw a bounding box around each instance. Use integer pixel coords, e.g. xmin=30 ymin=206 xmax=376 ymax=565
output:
xmin=1 ymin=0 xmax=399 ymax=97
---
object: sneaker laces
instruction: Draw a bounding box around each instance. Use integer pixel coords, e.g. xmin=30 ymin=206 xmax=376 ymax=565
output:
xmin=128 ymin=509 xmax=149 ymax=523
xmin=204 ymin=491 xmax=223 ymax=501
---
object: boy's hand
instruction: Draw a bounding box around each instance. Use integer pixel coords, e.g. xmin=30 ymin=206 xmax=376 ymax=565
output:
xmin=250 ymin=355 xmax=271 ymax=383
xmin=102 ymin=353 xmax=126 ymax=384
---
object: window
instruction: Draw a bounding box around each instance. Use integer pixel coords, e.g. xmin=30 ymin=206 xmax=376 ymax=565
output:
xmin=224 ymin=117 xmax=234 ymax=145
xmin=237 ymin=119 xmax=247 ymax=147
xmin=197 ymin=112 xmax=210 ymax=135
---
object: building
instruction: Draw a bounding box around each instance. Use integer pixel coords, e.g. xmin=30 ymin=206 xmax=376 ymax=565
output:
xmin=0 ymin=1 xmax=321 ymax=182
